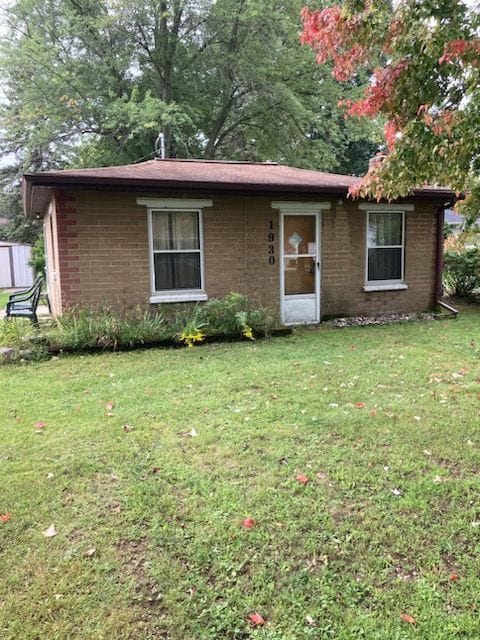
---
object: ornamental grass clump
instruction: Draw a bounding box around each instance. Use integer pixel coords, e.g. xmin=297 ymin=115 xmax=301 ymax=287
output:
xmin=0 ymin=318 xmax=34 ymax=348
xmin=0 ymin=319 xmax=48 ymax=364
xmin=46 ymin=306 xmax=168 ymax=350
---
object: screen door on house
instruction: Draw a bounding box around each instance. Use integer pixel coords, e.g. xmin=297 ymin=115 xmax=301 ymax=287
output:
xmin=281 ymin=214 xmax=320 ymax=324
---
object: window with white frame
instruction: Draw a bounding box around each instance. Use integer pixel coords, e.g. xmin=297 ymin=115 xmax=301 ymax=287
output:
xmin=366 ymin=211 xmax=405 ymax=283
xmin=150 ymin=209 xmax=203 ymax=293
xmin=138 ymin=198 xmax=211 ymax=302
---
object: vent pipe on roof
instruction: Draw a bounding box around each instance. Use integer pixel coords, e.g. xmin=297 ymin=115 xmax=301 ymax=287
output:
xmin=155 ymin=132 xmax=166 ymax=159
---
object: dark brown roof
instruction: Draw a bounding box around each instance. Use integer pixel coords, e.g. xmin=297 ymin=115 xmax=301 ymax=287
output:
xmin=23 ymin=158 xmax=456 ymax=216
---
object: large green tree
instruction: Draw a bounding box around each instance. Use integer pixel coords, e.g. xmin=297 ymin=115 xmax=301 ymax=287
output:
xmin=0 ymin=0 xmax=380 ymax=240
xmin=301 ymin=0 xmax=480 ymax=219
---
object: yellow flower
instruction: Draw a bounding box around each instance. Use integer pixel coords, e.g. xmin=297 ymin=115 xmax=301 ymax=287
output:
xmin=242 ymin=326 xmax=254 ymax=340
xmin=180 ymin=329 xmax=205 ymax=347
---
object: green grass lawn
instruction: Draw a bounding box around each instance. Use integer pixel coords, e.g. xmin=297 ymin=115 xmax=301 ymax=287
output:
xmin=0 ymin=290 xmax=9 ymax=310
xmin=1 ymin=310 xmax=480 ymax=639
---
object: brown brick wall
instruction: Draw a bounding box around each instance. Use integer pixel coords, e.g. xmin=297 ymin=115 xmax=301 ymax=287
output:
xmin=321 ymin=200 xmax=438 ymax=317
xmin=50 ymin=190 xmax=439 ymax=321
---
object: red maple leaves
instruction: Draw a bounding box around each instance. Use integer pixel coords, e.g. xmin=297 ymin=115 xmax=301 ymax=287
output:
xmin=301 ymin=2 xmax=480 ymax=188
xmin=295 ymin=474 xmax=309 ymax=485
xmin=300 ymin=7 xmax=368 ymax=82
xmin=248 ymin=612 xmax=265 ymax=626
xmin=242 ymin=517 xmax=255 ymax=529
xmin=439 ymin=39 xmax=480 ymax=65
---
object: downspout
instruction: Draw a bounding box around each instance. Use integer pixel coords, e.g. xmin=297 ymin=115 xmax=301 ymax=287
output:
xmin=435 ymin=204 xmax=459 ymax=317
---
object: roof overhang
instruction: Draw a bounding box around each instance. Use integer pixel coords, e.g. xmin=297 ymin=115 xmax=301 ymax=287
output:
xmin=22 ymin=172 xmax=457 ymax=219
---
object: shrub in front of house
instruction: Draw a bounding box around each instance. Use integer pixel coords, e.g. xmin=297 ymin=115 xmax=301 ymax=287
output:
xmin=443 ymin=247 xmax=480 ymax=297
xmin=171 ymin=292 xmax=274 ymax=346
xmin=200 ymin=292 xmax=274 ymax=338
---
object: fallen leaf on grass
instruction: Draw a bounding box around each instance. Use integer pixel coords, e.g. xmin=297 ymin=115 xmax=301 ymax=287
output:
xmin=34 ymin=421 xmax=47 ymax=429
xmin=42 ymin=524 xmax=57 ymax=538
xmin=85 ymin=547 xmax=96 ymax=557
xmin=242 ymin=518 xmax=255 ymax=529
xmin=0 ymin=513 xmax=11 ymax=523
xmin=122 ymin=424 xmax=134 ymax=432
xmin=355 ymin=402 xmax=365 ymax=408
xmin=105 ymin=401 xmax=114 ymax=411
xmin=151 ymin=467 xmax=161 ymax=475
xmin=296 ymin=474 xmax=309 ymax=485
xmin=248 ymin=612 xmax=265 ymax=626
xmin=400 ymin=613 xmax=416 ymax=625
xmin=315 ymin=471 xmax=327 ymax=480
xmin=449 ymin=573 xmax=459 ymax=582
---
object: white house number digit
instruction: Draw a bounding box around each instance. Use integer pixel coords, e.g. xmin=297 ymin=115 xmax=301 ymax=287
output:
xmin=268 ymin=220 xmax=275 ymax=265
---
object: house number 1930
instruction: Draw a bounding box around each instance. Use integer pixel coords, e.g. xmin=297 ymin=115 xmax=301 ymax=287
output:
xmin=268 ymin=220 xmax=275 ymax=265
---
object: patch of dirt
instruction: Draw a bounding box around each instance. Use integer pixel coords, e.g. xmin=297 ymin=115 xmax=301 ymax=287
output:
xmin=388 ymin=552 xmax=419 ymax=583
xmin=117 ymin=537 xmax=169 ymax=639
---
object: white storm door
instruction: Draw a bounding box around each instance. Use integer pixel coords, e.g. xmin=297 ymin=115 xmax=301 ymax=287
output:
xmin=281 ymin=213 xmax=320 ymax=325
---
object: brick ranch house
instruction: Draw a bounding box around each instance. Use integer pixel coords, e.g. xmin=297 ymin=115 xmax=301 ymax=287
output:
xmin=22 ymin=159 xmax=455 ymax=325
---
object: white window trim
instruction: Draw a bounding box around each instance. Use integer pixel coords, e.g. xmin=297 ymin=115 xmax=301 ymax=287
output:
xmin=271 ymin=201 xmax=331 ymax=213
xmin=137 ymin=197 xmax=213 ymax=209
xmin=364 ymin=209 xmax=407 ymax=291
xmin=138 ymin=198 xmax=212 ymax=303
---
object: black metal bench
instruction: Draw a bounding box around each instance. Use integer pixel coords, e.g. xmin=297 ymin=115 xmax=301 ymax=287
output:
xmin=5 ymin=276 xmax=44 ymax=325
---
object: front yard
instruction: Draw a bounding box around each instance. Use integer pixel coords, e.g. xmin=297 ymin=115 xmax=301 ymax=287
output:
xmin=1 ymin=310 xmax=479 ymax=639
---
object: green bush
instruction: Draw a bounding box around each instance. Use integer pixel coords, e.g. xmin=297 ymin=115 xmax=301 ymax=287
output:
xmin=46 ymin=306 xmax=168 ymax=350
xmin=29 ymin=234 xmax=46 ymax=279
xmin=443 ymin=248 xmax=480 ymax=297
xmin=165 ymin=293 xmax=274 ymax=344
xmin=200 ymin=292 xmax=274 ymax=337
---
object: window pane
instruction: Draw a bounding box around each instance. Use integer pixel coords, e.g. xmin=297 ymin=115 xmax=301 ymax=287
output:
xmin=284 ymin=257 xmax=315 ymax=294
xmin=284 ymin=215 xmax=316 ymax=255
xmin=152 ymin=211 xmax=199 ymax=250
xmin=154 ymin=252 xmax=201 ymax=290
xmin=368 ymin=213 xmax=402 ymax=247
xmin=368 ymin=247 xmax=402 ymax=281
